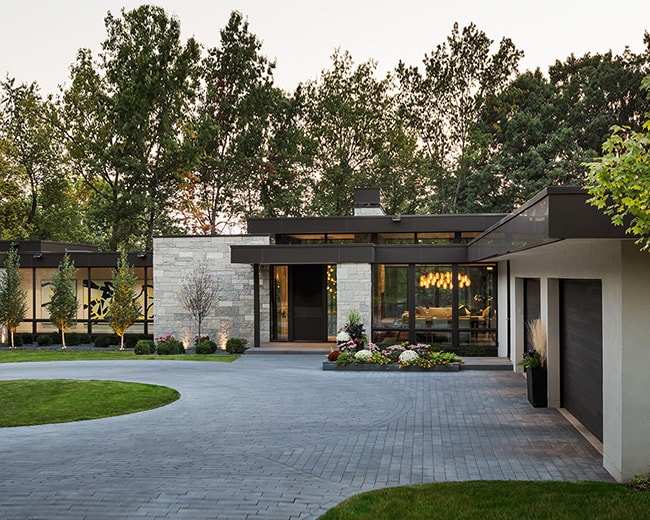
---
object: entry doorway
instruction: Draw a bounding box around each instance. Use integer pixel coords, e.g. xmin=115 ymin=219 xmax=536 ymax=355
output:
xmin=272 ymin=265 xmax=333 ymax=342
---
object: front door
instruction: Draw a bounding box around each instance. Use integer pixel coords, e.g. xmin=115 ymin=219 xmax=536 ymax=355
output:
xmin=290 ymin=265 xmax=327 ymax=341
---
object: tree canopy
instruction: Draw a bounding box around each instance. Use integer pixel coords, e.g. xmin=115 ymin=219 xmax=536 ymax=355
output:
xmin=1 ymin=7 xmax=650 ymax=247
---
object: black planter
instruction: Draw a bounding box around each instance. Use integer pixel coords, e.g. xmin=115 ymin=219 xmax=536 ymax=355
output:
xmin=526 ymin=366 xmax=547 ymax=407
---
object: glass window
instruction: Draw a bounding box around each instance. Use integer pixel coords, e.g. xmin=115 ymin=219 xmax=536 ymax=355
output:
xmin=373 ymin=265 xmax=408 ymax=329
xmin=457 ymin=265 xmax=495 ymax=326
xmin=415 ymin=265 xmax=454 ymax=329
xmin=416 ymin=232 xmax=455 ymax=244
xmin=279 ymin=234 xmax=326 ymax=244
xmin=377 ymin=233 xmax=415 ymax=244
xmin=326 ymin=234 xmax=371 ymax=244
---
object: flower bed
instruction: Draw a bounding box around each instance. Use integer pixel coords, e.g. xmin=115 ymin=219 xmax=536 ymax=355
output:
xmin=323 ymin=341 xmax=463 ymax=371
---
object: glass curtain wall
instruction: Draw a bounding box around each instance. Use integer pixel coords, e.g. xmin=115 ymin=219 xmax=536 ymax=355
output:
xmin=372 ymin=263 xmax=497 ymax=355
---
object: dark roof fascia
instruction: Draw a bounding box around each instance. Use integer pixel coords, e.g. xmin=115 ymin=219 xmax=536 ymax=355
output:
xmin=2 ymin=250 xmax=153 ymax=269
xmin=468 ymin=186 xmax=630 ymax=261
xmin=246 ymin=214 xmax=506 ymax=236
xmin=0 ymin=240 xmax=101 ymax=254
xmin=231 ymin=244 xmax=470 ymax=265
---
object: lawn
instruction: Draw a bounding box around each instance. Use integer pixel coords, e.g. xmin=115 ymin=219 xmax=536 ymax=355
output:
xmin=0 ymin=350 xmax=240 ymax=363
xmin=318 ymin=481 xmax=650 ymax=520
xmin=0 ymin=379 xmax=180 ymax=427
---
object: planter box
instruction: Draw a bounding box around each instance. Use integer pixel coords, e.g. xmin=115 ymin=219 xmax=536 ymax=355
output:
xmin=322 ymin=361 xmax=461 ymax=371
xmin=526 ymin=366 xmax=548 ymax=407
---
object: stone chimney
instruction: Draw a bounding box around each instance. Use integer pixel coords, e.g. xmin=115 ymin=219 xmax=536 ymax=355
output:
xmin=353 ymin=188 xmax=385 ymax=216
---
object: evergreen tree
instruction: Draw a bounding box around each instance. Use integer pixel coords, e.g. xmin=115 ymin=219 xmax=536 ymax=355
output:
xmin=0 ymin=247 xmax=27 ymax=348
xmin=106 ymin=251 xmax=141 ymax=350
xmin=48 ymin=254 xmax=78 ymax=349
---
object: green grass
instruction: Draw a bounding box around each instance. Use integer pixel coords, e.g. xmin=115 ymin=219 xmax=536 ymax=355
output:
xmin=318 ymin=481 xmax=650 ymax=520
xmin=0 ymin=350 xmax=240 ymax=363
xmin=0 ymin=379 xmax=180 ymax=427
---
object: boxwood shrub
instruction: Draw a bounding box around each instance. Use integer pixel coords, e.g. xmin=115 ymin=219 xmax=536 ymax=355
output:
xmin=94 ymin=334 xmax=119 ymax=348
xmin=134 ymin=339 xmax=156 ymax=355
xmin=195 ymin=339 xmax=218 ymax=355
xmin=225 ymin=337 xmax=247 ymax=354
xmin=36 ymin=334 xmax=53 ymax=346
xmin=156 ymin=339 xmax=184 ymax=355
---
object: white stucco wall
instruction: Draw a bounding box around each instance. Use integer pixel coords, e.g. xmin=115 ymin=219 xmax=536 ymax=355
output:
xmin=500 ymin=238 xmax=650 ymax=482
xmin=153 ymin=235 xmax=270 ymax=349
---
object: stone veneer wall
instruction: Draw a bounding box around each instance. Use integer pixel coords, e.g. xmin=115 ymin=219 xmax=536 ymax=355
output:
xmin=336 ymin=263 xmax=372 ymax=336
xmin=153 ymin=235 xmax=270 ymax=349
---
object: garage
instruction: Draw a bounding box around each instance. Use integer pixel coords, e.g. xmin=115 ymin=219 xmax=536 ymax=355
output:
xmin=560 ymin=279 xmax=603 ymax=441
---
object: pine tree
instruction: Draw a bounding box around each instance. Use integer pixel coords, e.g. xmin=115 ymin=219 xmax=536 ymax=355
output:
xmin=48 ymin=254 xmax=78 ymax=349
xmin=106 ymin=251 xmax=141 ymax=350
xmin=0 ymin=248 xmax=27 ymax=348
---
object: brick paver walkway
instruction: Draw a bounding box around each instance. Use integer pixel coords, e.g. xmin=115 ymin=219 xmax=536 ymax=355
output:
xmin=0 ymin=355 xmax=611 ymax=519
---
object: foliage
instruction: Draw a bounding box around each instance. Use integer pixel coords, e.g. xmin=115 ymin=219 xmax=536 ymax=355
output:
xmin=629 ymin=474 xmax=650 ymax=492
xmin=0 ymin=380 xmax=179 ymax=427
xmin=332 ymin=342 xmax=462 ymax=368
xmin=36 ymin=334 xmax=53 ymax=346
xmin=318 ymin=480 xmax=650 ymax=520
xmin=155 ymin=334 xmax=185 ymax=355
xmin=225 ymin=337 xmax=247 ymax=354
xmin=517 ymin=349 xmax=544 ymax=369
xmin=0 ymin=350 xmax=239 ymax=363
xmin=106 ymin=251 xmax=141 ymax=349
xmin=47 ymin=254 xmax=78 ymax=349
xmin=94 ymin=334 xmax=119 ymax=348
xmin=134 ymin=339 xmax=156 ymax=355
xmin=180 ymin=262 xmax=218 ymax=339
xmin=586 ymin=75 xmax=650 ymax=251
xmin=0 ymin=247 xmax=27 ymax=347
xmin=195 ymin=338 xmax=218 ymax=355
xmin=59 ymin=5 xmax=201 ymax=250
xmin=342 ymin=308 xmax=365 ymax=345
xmin=396 ymin=22 xmax=522 ymax=213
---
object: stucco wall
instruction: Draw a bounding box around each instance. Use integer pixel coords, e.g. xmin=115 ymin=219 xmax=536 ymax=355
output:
xmin=153 ymin=235 xmax=269 ymax=349
xmin=501 ymin=238 xmax=650 ymax=482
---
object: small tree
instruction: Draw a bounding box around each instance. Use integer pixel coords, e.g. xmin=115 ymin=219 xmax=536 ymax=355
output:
xmin=106 ymin=251 xmax=141 ymax=350
xmin=0 ymin=247 xmax=27 ymax=348
xmin=48 ymin=254 xmax=78 ymax=349
xmin=180 ymin=263 xmax=218 ymax=339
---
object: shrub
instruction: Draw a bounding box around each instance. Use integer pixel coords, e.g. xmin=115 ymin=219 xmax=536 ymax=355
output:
xmin=225 ymin=337 xmax=247 ymax=354
xmin=94 ymin=334 xmax=119 ymax=348
xmin=630 ymin=474 xmax=650 ymax=492
xmin=66 ymin=332 xmax=81 ymax=346
xmin=195 ymin=339 xmax=217 ymax=355
xmin=125 ymin=335 xmax=150 ymax=349
xmin=36 ymin=334 xmax=53 ymax=346
xmin=79 ymin=333 xmax=91 ymax=344
xmin=18 ymin=333 xmax=33 ymax=345
xmin=12 ymin=334 xmax=23 ymax=346
xmin=134 ymin=339 xmax=156 ymax=355
xmin=156 ymin=339 xmax=184 ymax=355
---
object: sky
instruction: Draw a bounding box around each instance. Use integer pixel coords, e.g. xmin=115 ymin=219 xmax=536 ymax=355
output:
xmin=1 ymin=1 xmax=649 ymax=96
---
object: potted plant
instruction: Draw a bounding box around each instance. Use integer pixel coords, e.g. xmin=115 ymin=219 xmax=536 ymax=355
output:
xmin=518 ymin=318 xmax=547 ymax=407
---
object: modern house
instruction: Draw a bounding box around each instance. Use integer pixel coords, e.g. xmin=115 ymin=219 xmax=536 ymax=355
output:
xmin=2 ymin=186 xmax=648 ymax=483
xmin=154 ymin=186 xmax=650 ymax=483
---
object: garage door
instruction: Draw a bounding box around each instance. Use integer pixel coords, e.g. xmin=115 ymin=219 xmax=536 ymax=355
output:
xmin=560 ymin=279 xmax=603 ymax=441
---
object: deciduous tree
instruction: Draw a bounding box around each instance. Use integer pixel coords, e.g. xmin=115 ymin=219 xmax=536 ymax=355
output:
xmin=107 ymin=251 xmax=141 ymax=350
xmin=48 ymin=254 xmax=78 ymax=349
xmin=180 ymin=263 xmax=218 ymax=339
xmin=0 ymin=247 xmax=27 ymax=348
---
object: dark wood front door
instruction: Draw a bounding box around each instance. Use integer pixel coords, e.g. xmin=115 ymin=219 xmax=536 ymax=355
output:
xmin=290 ymin=265 xmax=327 ymax=341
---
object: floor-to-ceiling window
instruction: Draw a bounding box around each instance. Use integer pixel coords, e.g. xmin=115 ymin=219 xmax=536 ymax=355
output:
xmin=372 ymin=263 xmax=497 ymax=355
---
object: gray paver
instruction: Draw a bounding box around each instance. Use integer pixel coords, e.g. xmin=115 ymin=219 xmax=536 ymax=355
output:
xmin=0 ymin=355 xmax=611 ymax=519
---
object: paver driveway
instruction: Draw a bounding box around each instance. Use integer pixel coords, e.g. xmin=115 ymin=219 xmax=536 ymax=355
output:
xmin=0 ymin=354 xmax=611 ymax=519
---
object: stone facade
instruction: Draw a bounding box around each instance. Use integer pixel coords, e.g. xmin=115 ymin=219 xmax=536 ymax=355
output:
xmin=336 ymin=263 xmax=372 ymax=335
xmin=153 ymin=235 xmax=269 ymax=349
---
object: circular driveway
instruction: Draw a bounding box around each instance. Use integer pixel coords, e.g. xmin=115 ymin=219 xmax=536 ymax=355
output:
xmin=0 ymin=355 xmax=611 ymax=519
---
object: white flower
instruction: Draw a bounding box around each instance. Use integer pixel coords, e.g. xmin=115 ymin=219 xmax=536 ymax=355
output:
xmin=355 ymin=349 xmax=373 ymax=361
xmin=399 ymin=350 xmax=419 ymax=363
xmin=336 ymin=331 xmax=351 ymax=342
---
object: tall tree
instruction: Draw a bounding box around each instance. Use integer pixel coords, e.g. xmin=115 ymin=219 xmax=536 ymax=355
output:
xmin=0 ymin=247 xmax=27 ymax=348
xmin=586 ymin=75 xmax=650 ymax=251
xmin=0 ymin=79 xmax=84 ymax=241
xmin=396 ymin=22 xmax=522 ymax=213
xmin=179 ymin=11 xmax=305 ymax=233
xmin=300 ymin=49 xmax=423 ymax=216
xmin=48 ymin=254 xmax=78 ymax=349
xmin=107 ymin=251 xmax=141 ymax=350
xmin=60 ymin=6 xmax=201 ymax=250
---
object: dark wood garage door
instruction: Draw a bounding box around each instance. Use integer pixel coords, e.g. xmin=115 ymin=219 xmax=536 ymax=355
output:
xmin=560 ymin=279 xmax=603 ymax=441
